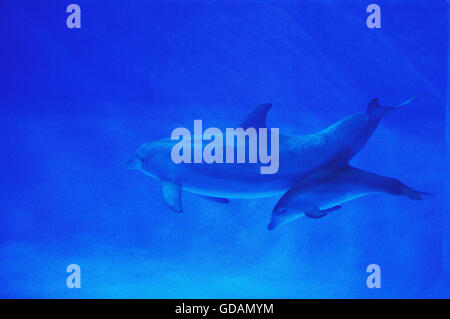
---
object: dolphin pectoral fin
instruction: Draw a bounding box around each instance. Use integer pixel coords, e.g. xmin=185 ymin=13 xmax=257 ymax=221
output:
xmin=199 ymin=195 xmax=230 ymax=204
xmin=161 ymin=181 xmax=183 ymax=213
xmin=239 ymin=103 xmax=272 ymax=129
xmin=305 ymin=206 xmax=341 ymax=219
xmin=304 ymin=207 xmax=327 ymax=219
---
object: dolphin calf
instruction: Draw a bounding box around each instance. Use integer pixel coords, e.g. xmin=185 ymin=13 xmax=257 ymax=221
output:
xmin=126 ymin=96 xmax=419 ymax=214
xmin=267 ymin=163 xmax=430 ymax=230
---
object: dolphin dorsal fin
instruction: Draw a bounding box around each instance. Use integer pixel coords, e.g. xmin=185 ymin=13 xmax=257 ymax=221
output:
xmin=239 ymin=103 xmax=272 ymax=129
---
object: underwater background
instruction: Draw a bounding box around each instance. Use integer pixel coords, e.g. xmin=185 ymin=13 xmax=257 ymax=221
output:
xmin=0 ymin=0 xmax=448 ymax=298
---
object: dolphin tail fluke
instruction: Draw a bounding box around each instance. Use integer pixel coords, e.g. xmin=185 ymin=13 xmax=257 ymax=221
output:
xmin=364 ymin=171 xmax=432 ymax=201
xmin=403 ymin=186 xmax=432 ymax=201
xmin=366 ymin=95 xmax=418 ymax=119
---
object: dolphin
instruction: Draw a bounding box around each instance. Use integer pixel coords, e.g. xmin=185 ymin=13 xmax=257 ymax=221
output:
xmin=267 ymin=163 xmax=431 ymax=230
xmin=126 ymin=96 xmax=418 ymax=213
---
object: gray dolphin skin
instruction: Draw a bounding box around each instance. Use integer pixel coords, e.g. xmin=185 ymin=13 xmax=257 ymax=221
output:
xmin=127 ymin=96 xmax=427 ymax=223
xmin=267 ymin=165 xmax=430 ymax=230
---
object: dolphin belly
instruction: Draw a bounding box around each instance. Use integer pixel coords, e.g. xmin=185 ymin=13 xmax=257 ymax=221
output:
xmin=141 ymin=134 xmax=330 ymax=199
xmin=177 ymin=165 xmax=297 ymax=198
xmin=307 ymin=189 xmax=372 ymax=211
xmin=287 ymin=184 xmax=370 ymax=209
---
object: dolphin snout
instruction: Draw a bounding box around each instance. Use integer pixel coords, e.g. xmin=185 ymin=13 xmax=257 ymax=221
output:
xmin=125 ymin=157 xmax=142 ymax=169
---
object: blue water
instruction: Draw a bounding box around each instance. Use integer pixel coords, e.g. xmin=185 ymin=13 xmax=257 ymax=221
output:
xmin=1 ymin=0 xmax=448 ymax=298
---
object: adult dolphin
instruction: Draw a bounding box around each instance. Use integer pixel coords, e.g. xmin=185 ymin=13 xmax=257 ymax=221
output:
xmin=126 ymin=96 xmax=417 ymax=213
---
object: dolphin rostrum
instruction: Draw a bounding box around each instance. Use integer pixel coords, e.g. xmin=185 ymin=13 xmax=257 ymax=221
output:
xmin=126 ymin=96 xmax=421 ymax=216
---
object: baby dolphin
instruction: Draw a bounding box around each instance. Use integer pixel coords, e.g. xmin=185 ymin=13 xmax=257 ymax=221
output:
xmin=267 ymin=162 xmax=430 ymax=230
